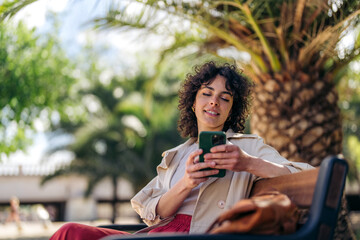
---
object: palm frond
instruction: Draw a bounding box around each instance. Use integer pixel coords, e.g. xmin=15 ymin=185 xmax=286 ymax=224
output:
xmin=298 ymin=9 xmax=360 ymax=68
xmin=241 ymin=4 xmax=281 ymax=71
xmin=203 ymin=19 xmax=268 ymax=71
xmin=0 ymin=0 xmax=38 ymax=21
xmin=294 ymin=0 xmax=306 ymax=35
xmin=93 ymin=1 xmax=166 ymax=35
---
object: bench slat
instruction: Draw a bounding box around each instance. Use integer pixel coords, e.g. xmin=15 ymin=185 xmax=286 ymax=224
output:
xmin=250 ymin=168 xmax=319 ymax=208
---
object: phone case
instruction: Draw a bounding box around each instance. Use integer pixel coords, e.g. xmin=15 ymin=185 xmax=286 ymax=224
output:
xmin=199 ymin=131 xmax=226 ymax=178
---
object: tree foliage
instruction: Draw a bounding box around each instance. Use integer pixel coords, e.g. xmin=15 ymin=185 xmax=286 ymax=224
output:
xmin=0 ymin=21 xmax=75 ymax=158
xmin=338 ymin=58 xmax=360 ymax=182
xmin=40 ymin=47 xmax=185 ymax=221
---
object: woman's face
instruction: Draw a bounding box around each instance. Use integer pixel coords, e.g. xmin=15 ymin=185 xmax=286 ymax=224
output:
xmin=193 ymin=75 xmax=233 ymax=133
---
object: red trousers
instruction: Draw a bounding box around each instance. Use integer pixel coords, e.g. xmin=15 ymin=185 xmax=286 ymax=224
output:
xmin=50 ymin=214 xmax=191 ymax=240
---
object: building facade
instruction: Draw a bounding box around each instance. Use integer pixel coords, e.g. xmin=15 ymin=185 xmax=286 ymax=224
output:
xmin=0 ymin=164 xmax=136 ymax=222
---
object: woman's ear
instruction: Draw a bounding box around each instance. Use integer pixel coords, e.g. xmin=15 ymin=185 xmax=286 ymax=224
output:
xmin=192 ymin=101 xmax=196 ymax=112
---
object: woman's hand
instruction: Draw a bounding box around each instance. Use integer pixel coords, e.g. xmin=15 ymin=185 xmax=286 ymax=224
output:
xmin=203 ymin=145 xmax=291 ymax=178
xmin=156 ymin=149 xmax=219 ymax=218
xmin=182 ymin=149 xmax=219 ymax=189
xmin=203 ymin=144 xmax=250 ymax=172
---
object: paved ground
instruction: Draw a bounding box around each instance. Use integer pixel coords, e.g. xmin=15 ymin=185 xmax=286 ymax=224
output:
xmin=0 ymin=221 xmax=63 ymax=240
xmin=0 ymin=221 xmax=111 ymax=240
xmin=0 ymin=218 xmax=138 ymax=240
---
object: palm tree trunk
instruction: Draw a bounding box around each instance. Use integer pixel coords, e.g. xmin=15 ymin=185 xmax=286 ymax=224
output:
xmin=111 ymin=176 xmax=118 ymax=224
xmin=250 ymin=71 xmax=355 ymax=239
xmin=334 ymin=196 xmax=357 ymax=240
xmin=250 ymin=71 xmax=342 ymax=166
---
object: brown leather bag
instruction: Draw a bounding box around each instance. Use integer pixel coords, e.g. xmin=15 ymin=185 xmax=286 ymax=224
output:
xmin=207 ymin=191 xmax=299 ymax=235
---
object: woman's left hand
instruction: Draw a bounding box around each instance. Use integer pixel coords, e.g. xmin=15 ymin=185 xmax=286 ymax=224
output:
xmin=203 ymin=144 xmax=291 ymax=177
xmin=203 ymin=144 xmax=251 ymax=172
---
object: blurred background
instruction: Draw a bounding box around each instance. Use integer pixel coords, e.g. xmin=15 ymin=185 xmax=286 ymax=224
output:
xmin=0 ymin=0 xmax=359 ymax=239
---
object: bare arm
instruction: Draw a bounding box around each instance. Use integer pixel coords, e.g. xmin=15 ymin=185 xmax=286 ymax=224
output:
xmin=156 ymin=149 xmax=219 ymax=218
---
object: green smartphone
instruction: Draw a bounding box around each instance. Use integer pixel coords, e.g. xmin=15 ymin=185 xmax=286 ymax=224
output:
xmin=199 ymin=131 xmax=226 ymax=178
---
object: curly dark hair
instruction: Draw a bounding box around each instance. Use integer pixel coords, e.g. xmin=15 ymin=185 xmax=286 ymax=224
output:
xmin=177 ymin=61 xmax=254 ymax=138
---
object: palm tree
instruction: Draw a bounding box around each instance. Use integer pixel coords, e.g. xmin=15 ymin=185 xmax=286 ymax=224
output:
xmin=93 ymin=0 xmax=360 ymax=166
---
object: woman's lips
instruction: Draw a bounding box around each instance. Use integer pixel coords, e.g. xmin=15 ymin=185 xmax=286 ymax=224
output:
xmin=204 ymin=110 xmax=219 ymax=116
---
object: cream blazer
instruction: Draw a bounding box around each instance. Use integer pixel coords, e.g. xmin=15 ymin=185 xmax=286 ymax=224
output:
xmin=131 ymin=130 xmax=313 ymax=233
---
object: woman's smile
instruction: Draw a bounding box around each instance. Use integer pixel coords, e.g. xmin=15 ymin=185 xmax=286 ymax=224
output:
xmin=204 ymin=109 xmax=219 ymax=116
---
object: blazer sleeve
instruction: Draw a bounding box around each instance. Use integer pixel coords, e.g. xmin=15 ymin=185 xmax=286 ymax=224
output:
xmin=130 ymin=175 xmax=166 ymax=226
xmin=252 ymin=135 xmax=314 ymax=173
xmin=130 ymin=143 xmax=186 ymax=226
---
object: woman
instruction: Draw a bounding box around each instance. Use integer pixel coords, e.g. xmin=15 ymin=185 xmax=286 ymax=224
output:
xmin=6 ymin=196 xmax=22 ymax=231
xmin=50 ymin=61 xmax=311 ymax=239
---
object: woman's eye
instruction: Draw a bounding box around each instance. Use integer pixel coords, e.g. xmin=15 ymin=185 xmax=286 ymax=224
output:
xmin=202 ymin=93 xmax=211 ymax=96
xmin=221 ymin=98 xmax=230 ymax=102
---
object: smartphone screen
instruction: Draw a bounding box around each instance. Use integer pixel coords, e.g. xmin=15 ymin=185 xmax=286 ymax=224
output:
xmin=199 ymin=131 xmax=226 ymax=178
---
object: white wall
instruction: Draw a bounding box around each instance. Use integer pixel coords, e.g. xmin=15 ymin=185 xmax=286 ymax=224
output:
xmin=0 ymin=175 xmax=135 ymax=221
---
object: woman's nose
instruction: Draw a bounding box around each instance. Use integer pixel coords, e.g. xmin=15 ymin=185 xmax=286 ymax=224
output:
xmin=210 ymin=96 xmax=219 ymax=106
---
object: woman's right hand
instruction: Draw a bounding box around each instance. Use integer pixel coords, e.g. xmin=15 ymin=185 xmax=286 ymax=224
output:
xmin=156 ymin=149 xmax=219 ymax=218
xmin=182 ymin=149 xmax=219 ymax=189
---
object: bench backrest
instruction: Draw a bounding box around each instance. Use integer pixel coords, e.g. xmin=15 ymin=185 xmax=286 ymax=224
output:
xmin=249 ymin=156 xmax=348 ymax=240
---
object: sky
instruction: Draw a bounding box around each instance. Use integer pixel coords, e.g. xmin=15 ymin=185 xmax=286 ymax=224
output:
xmin=4 ymin=0 xmax=167 ymax=165
xmin=13 ymin=0 xmax=166 ymax=64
